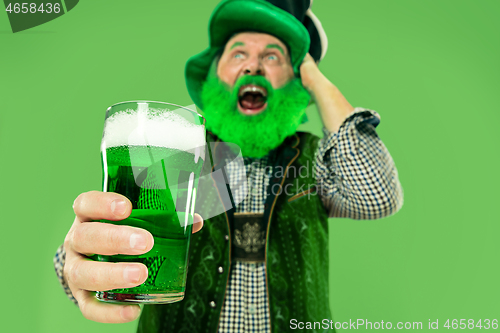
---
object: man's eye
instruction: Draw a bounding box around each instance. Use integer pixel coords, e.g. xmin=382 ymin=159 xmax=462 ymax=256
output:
xmin=234 ymin=53 xmax=244 ymax=59
xmin=266 ymin=54 xmax=278 ymax=61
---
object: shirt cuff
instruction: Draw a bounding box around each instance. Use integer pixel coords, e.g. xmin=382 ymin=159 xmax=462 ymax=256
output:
xmin=54 ymin=244 xmax=78 ymax=305
xmin=320 ymin=107 xmax=381 ymax=152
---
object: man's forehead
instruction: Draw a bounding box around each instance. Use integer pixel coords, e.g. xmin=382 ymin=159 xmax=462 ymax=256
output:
xmin=225 ymin=32 xmax=289 ymax=54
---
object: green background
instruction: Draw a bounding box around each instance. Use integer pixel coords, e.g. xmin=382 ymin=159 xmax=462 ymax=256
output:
xmin=1 ymin=0 xmax=499 ymax=332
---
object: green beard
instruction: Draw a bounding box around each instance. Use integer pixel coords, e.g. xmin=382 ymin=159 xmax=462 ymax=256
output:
xmin=200 ymin=75 xmax=311 ymax=158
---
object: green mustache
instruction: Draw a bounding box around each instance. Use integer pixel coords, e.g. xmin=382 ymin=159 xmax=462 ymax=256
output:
xmin=228 ymin=75 xmax=275 ymax=107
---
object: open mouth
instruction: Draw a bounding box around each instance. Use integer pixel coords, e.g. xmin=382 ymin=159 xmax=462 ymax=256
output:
xmin=237 ymin=84 xmax=268 ymax=115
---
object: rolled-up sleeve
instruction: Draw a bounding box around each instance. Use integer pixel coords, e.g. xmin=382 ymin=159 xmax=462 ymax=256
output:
xmin=315 ymin=107 xmax=404 ymax=219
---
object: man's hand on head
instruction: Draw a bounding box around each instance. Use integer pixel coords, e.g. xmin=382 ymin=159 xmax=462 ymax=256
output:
xmin=299 ymin=53 xmax=355 ymax=133
xmin=299 ymin=53 xmax=326 ymax=95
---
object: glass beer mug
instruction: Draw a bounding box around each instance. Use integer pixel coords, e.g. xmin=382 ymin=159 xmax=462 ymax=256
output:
xmin=90 ymin=101 xmax=205 ymax=304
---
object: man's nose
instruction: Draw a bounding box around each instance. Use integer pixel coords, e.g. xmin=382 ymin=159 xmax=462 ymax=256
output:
xmin=243 ymin=57 xmax=264 ymax=76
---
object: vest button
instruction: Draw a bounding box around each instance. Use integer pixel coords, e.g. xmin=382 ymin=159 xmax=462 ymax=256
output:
xmin=209 ymin=301 xmax=216 ymax=308
xmin=218 ymin=266 xmax=224 ymax=274
xmin=224 ymin=234 xmax=229 ymax=241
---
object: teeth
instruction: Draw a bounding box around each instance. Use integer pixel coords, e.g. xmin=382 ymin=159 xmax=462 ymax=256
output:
xmin=239 ymin=85 xmax=267 ymax=97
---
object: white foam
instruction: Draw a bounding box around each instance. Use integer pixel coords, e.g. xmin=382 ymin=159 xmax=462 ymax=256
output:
xmin=102 ymin=105 xmax=205 ymax=154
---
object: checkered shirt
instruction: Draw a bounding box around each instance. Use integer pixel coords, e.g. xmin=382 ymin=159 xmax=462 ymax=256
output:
xmin=218 ymin=155 xmax=272 ymax=332
xmin=53 ymin=107 xmax=404 ymax=332
xmin=315 ymin=108 xmax=403 ymax=219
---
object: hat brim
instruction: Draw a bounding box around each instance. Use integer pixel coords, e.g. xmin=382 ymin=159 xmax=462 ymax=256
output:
xmin=185 ymin=0 xmax=311 ymax=109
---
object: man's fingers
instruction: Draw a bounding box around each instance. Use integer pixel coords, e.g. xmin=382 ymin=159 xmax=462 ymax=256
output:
xmin=74 ymin=289 xmax=141 ymax=323
xmin=73 ymin=191 xmax=132 ymax=222
xmin=66 ymin=256 xmax=148 ymax=291
xmin=71 ymin=222 xmax=153 ymax=256
xmin=192 ymin=213 xmax=204 ymax=234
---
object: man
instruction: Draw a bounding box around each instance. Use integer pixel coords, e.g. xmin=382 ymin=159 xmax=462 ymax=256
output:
xmin=54 ymin=0 xmax=403 ymax=332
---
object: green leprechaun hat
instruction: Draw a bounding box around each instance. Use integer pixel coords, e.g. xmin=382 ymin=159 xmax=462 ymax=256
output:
xmin=185 ymin=0 xmax=328 ymax=110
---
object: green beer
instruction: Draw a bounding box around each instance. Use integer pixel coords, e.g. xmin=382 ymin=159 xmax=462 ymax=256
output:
xmin=93 ymin=101 xmax=205 ymax=303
